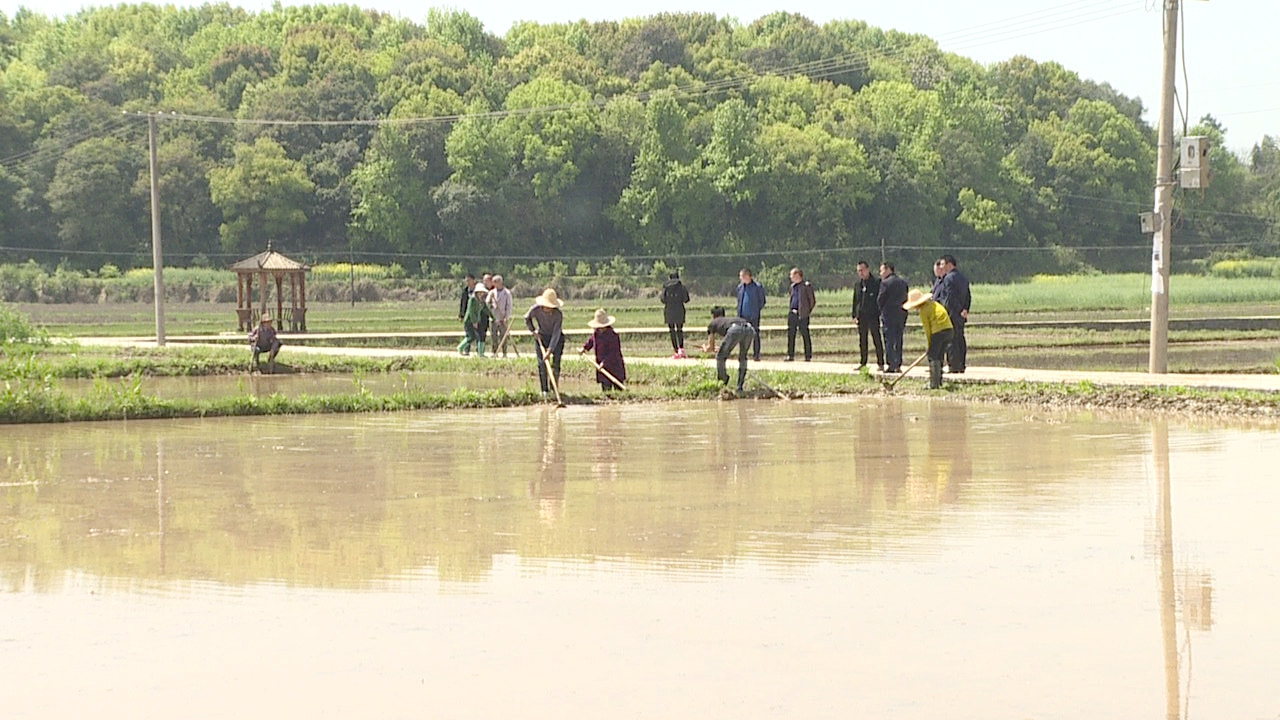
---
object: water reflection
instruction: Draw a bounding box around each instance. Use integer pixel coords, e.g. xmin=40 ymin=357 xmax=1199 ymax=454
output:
xmin=1 ymin=401 xmax=1277 ymax=720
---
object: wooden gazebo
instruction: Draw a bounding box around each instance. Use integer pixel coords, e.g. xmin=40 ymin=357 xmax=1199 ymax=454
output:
xmin=231 ymin=245 xmax=309 ymax=332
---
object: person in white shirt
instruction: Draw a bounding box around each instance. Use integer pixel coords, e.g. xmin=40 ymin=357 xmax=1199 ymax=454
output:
xmin=487 ymin=274 xmax=514 ymax=357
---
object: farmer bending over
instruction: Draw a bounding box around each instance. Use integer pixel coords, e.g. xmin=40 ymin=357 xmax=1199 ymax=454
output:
xmin=702 ymin=306 xmax=756 ymax=392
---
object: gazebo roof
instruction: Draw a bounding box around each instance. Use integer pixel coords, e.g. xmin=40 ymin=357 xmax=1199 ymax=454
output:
xmin=230 ymin=248 xmax=309 ymax=273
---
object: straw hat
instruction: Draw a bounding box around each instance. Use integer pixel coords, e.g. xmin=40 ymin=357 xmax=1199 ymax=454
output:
xmin=902 ymin=289 xmax=932 ymax=310
xmin=260 ymin=313 xmax=273 ymax=323
xmin=587 ymin=308 xmax=616 ymax=328
xmin=534 ymin=288 xmax=564 ymax=308
xmin=474 ymin=285 xmax=489 ymax=296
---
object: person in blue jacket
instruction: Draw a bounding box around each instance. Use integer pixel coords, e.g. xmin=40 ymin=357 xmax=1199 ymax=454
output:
xmin=736 ymin=268 xmax=766 ymax=361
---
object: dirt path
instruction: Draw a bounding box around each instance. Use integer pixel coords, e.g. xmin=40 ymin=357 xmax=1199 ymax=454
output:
xmin=75 ymin=335 xmax=1280 ymax=393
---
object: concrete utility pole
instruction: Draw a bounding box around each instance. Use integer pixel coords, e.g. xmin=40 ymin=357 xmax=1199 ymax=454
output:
xmin=148 ymin=113 xmax=166 ymax=346
xmin=1149 ymin=0 xmax=1179 ymax=374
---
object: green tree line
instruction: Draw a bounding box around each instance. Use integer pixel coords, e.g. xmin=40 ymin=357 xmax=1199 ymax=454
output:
xmin=1 ymin=4 xmax=1278 ymax=280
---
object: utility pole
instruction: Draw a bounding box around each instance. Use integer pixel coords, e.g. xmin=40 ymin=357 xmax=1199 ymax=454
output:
xmin=1149 ymin=0 xmax=1179 ymax=374
xmin=148 ymin=113 xmax=166 ymax=346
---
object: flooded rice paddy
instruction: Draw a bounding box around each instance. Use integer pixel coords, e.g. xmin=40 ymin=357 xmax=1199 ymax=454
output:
xmin=2 ymin=399 xmax=1278 ymax=719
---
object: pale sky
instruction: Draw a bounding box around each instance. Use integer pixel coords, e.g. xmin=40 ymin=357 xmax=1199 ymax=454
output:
xmin=5 ymin=0 xmax=1278 ymax=152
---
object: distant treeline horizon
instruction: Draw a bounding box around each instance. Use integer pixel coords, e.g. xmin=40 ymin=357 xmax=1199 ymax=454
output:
xmin=1 ymin=4 xmax=1277 ymax=281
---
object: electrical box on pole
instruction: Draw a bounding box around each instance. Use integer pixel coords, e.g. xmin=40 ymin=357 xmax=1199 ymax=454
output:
xmin=1179 ymin=135 xmax=1211 ymax=188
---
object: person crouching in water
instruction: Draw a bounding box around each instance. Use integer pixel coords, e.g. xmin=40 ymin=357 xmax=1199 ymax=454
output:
xmin=458 ymin=285 xmax=492 ymax=357
xmin=702 ymin=306 xmax=756 ymax=392
xmin=903 ymin=289 xmax=954 ymax=389
xmin=581 ymin=308 xmax=627 ymax=392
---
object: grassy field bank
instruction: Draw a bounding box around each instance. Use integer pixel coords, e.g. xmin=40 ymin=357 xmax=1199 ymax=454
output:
xmin=2 ymin=341 xmax=1278 ymax=424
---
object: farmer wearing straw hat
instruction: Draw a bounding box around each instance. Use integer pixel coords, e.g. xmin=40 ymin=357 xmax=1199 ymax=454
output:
xmin=903 ymin=289 xmax=954 ymax=389
xmin=458 ymin=285 xmax=492 ymax=357
xmin=581 ymin=308 xmax=627 ymax=392
xmin=524 ymin=288 xmax=566 ymax=396
xmin=248 ymin=312 xmax=282 ymax=372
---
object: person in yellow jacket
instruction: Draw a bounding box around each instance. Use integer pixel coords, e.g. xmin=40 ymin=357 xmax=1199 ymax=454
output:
xmin=903 ymin=289 xmax=954 ymax=389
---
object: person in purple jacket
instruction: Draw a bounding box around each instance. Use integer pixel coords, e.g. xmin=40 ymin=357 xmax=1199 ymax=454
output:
xmin=581 ymin=308 xmax=627 ymax=392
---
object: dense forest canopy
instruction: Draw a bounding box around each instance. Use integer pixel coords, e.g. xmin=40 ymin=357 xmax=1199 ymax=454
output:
xmin=0 ymin=3 xmax=1277 ymax=280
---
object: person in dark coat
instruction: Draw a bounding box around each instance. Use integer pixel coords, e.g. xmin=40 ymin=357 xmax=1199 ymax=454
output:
xmin=660 ymin=272 xmax=691 ymax=358
xmin=877 ymin=262 xmax=908 ymax=373
xmin=785 ymin=267 xmax=817 ymax=361
xmin=851 ymin=259 xmax=884 ymax=371
xmin=736 ymin=268 xmax=766 ymax=361
xmin=933 ymin=254 xmax=971 ymax=373
xmin=581 ymin=308 xmax=627 ymax=392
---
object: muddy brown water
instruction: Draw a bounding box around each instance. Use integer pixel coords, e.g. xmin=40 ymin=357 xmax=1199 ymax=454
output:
xmin=2 ymin=400 xmax=1277 ymax=719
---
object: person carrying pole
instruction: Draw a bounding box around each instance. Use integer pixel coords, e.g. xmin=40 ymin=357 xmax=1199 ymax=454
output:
xmin=902 ymin=289 xmax=954 ymax=390
xmin=488 ymin=274 xmax=514 ymax=357
xmin=580 ymin=308 xmax=627 ymax=392
xmin=701 ymin=306 xmax=756 ymax=393
xmin=525 ymin=288 xmax=565 ymax=398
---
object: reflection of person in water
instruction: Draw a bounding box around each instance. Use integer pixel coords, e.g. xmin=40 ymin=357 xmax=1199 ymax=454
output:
xmin=530 ymin=407 xmax=566 ymax=523
xmin=931 ymin=403 xmax=972 ymax=504
xmin=879 ymin=401 xmax=909 ymax=508
xmin=591 ymin=407 xmax=622 ymax=481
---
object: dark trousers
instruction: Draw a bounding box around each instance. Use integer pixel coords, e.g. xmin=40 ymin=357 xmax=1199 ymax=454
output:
xmin=882 ymin=319 xmax=904 ymax=372
xmin=857 ymin=317 xmax=884 ymax=368
xmin=744 ymin=314 xmax=762 ymax=359
xmin=535 ymin=334 xmax=564 ymax=393
xmin=716 ymin=323 xmax=755 ymax=390
xmin=947 ymin=316 xmax=967 ymax=372
xmin=927 ymin=328 xmax=955 ymax=389
xmin=667 ymin=324 xmax=684 ymax=352
xmin=787 ymin=312 xmax=811 ymax=360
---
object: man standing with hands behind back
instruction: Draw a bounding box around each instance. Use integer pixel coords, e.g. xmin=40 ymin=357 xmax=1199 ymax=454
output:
xmin=851 ymin=260 xmax=884 ymax=372
xmin=736 ymin=268 xmax=766 ymax=362
xmin=933 ymin=254 xmax=971 ymax=373
xmin=877 ymin=261 xmax=908 ymax=373
xmin=785 ymin=267 xmax=816 ymax=362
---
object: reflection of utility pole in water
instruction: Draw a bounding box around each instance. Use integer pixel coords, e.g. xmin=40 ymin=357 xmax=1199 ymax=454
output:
xmin=1153 ymin=421 xmax=1179 ymax=720
xmin=156 ymin=437 xmax=167 ymax=576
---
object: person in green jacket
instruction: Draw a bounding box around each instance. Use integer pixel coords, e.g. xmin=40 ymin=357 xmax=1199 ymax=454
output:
xmin=458 ymin=286 xmax=493 ymax=357
xmin=903 ymin=289 xmax=954 ymax=389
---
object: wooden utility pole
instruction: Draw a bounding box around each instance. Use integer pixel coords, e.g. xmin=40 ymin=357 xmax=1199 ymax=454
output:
xmin=148 ymin=113 xmax=167 ymax=346
xmin=1149 ymin=0 xmax=1179 ymax=373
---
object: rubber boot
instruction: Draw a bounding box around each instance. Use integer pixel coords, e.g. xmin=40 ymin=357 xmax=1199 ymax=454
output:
xmin=928 ymin=359 xmax=943 ymax=389
xmin=457 ymin=337 xmax=469 ymax=355
xmin=476 ymin=340 xmax=486 ymax=358
xmin=736 ymin=368 xmax=747 ymax=392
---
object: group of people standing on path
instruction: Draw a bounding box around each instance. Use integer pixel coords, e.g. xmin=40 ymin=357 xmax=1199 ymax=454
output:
xmin=455 ymin=254 xmax=970 ymax=398
xmin=457 ymin=272 xmax=515 ymax=358
xmin=852 ymin=255 xmax=970 ymax=389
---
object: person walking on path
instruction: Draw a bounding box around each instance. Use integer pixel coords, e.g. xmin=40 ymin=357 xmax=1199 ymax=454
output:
xmin=458 ymin=286 xmax=492 ymax=357
xmin=458 ymin=273 xmax=477 ymax=322
xmin=702 ymin=307 xmax=756 ymax=392
xmin=525 ymin=288 xmax=565 ymax=397
xmin=933 ymin=254 xmax=971 ymax=373
xmin=736 ymin=268 xmax=766 ymax=361
xmin=488 ymin=274 xmax=513 ymax=357
xmin=785 ymin=267 xmax=816 ymax=361
xmin=661 ymin=272 xmax=691 ymax=359
xmin=851 ymin=260 xmax=884 ymax=371
xmin=581 ymin=308 xmax=627 ymax=392
xmin=903 ymin=289 xmax=954 ymax=390
xmin=878 ymin=262 xmax=908 ymax=373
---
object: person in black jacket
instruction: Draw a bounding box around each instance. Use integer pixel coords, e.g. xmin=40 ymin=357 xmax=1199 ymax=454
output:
xmin=661 ymin=272 xmax=691 ymax=359
xmin=933 ymin=254 xmax=971 ymax=373
xmin=877 ymin=262 xmax=909 ymax=373
xmin=850 ymin=260 xmax=884 ymax=371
